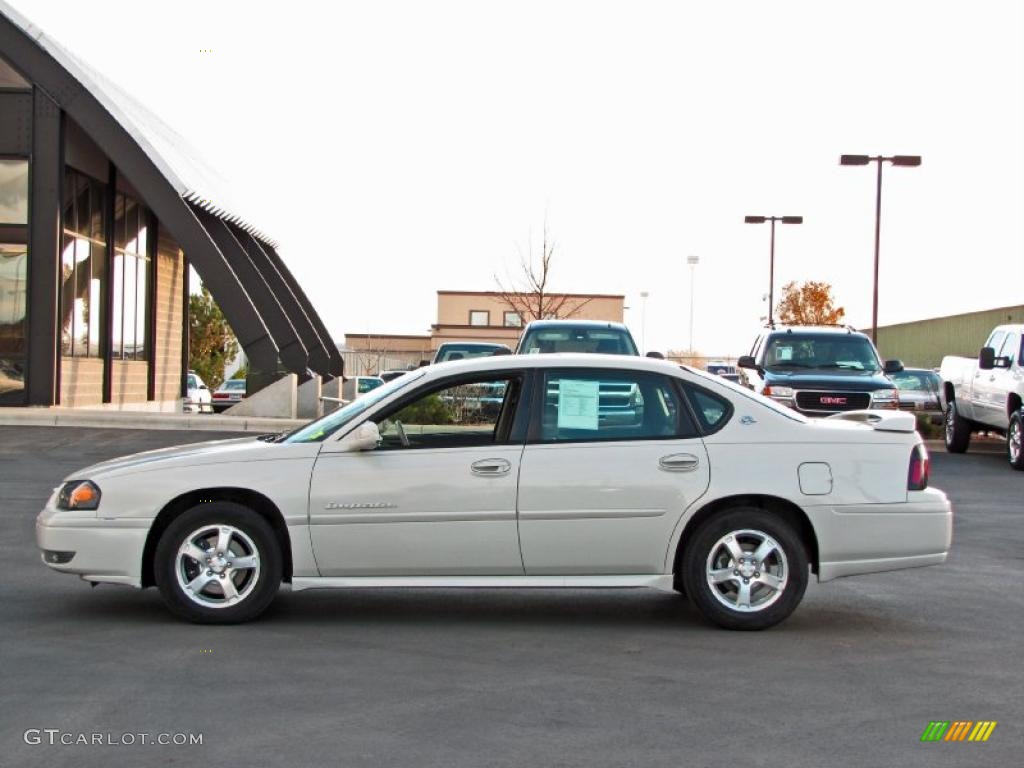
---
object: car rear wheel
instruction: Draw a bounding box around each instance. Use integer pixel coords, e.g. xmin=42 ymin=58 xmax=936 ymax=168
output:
xmin=154 ymin=502 xmax=281 ymax=624
xmin=1008 ymin=410 xmax=1024 ymax=471
xmin=944 ymin=399 xmax=971 ymax=454
xmin=682 ymin=508 xmax=808 ymax=630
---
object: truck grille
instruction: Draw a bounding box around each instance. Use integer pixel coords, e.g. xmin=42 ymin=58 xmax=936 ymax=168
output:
xmin=794 ymin=391 xmax=871 ymax=413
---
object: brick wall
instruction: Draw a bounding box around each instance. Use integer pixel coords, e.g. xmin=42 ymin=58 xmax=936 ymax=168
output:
xmin=153 ymin=229 xmax=184 ymax=403
xmin=59 ymin=357 xmax=102 ymax=406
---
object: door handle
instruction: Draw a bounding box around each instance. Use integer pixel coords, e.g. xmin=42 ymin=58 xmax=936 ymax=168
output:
xmin=471 ymin=458 xmax=511 ymax=476
xmin=659 ymin=453 xmax=700 ymax=472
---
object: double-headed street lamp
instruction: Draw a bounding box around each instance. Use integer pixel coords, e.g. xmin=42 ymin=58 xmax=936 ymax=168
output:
xmin=743 ymin=215 xmax=803 ymax=326
xmin=839 ymin=154 xmax=922 ymax=343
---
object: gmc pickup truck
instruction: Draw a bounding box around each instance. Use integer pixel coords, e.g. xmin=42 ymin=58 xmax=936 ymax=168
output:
xmin=939 ymin=324 xmax=1024 ymax=470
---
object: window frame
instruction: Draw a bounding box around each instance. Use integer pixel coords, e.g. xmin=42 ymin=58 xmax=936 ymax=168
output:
xmin=503 ymin=310 xmax=522 ymax=328
xmin=369 ymin=369 xmax=532 ymax=451
xmin=526 ymin=367 xmax=699 ymax=445
xmin=678 ymin=380 xmax=734 ymax=436
xmin=468 ymin=309 xmax=490 ymax=327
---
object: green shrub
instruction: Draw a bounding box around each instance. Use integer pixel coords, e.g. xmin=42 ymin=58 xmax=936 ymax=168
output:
xmin=915 ymin=412 xmax=944 ymax=439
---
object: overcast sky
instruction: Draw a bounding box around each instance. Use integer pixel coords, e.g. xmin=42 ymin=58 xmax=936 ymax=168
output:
xmin=14 ymin=0 xmax=1024 ymax=355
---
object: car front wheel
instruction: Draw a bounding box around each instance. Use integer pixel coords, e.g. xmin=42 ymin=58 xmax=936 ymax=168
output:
xmin=682 ymin=508 xmax=808 ymax=630
xmin=154 ymin=502 xmax=281 ymax=624
xmin=1008 ymin=410 xmax=1024 ymax=471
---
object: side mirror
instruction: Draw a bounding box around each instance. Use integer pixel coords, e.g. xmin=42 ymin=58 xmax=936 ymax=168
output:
xmin=979 ymin=346 xmax=995 ymax=370
xmin=737 ymin=355 xmax=757 ymax=369
xmin=883 ymin=359 xmax=904 ymax=374
xmin=645 ymin=351 xmax=665 ymax=359
xmin=340 ymin=421 xmax=380 ymax=452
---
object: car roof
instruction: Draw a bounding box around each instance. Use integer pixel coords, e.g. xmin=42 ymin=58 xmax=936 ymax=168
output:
xmin=422 ymin=352 xmax=681 ymax=378
xmin=522 ymin=319 xmax=631 ymax=331
xmin=437 ymin=341 xmax=508 ymax=348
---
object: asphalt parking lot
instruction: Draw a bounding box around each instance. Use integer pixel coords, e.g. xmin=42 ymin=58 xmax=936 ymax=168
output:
xmin=1 ymin=426 xmax=1020 ymax=767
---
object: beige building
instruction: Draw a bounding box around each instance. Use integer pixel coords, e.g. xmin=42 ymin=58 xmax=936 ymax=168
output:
xmin=344 ymin=290 xmax=626 ymax=373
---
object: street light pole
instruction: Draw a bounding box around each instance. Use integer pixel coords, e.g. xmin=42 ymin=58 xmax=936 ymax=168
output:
xmin=686 ymin=255 xmax=699 ymax=353
xmin=840 ymin=154 xmax=922 ymax=344
xmin=639 ymin=291 xmax=649 ymax=352
xmin=744 ymin=215 xmax=803 ymax=326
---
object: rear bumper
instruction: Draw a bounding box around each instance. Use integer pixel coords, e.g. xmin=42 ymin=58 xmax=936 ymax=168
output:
xmin=809 ymin=487 xmax=952 ymax=582
xmin=36 ymin=505 xmax=147 ymax=587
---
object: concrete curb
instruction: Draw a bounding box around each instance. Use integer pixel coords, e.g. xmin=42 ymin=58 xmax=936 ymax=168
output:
xmin=0 ymin=408 xmax=306 ymax=434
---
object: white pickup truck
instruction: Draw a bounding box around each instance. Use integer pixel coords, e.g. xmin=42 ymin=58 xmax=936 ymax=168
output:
xmin=939 ymin=324 xmax=1024 ymax=470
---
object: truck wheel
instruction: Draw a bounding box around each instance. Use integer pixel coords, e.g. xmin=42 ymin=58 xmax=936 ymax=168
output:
xmin=1009 ymin=410 xmax=1024 ymax=471
xmin=944 ymin=400 xmax=971 ymax=454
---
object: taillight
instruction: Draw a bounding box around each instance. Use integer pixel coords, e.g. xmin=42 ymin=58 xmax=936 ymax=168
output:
xmin=908 ymin=444 xmax=929 ymax=490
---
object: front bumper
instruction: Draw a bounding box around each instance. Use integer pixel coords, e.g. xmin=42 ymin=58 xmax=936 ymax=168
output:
xmin=808 ymin=487 xmax=953 ymax=582
xmin=36 ymin=504 xmax=147 ymax=587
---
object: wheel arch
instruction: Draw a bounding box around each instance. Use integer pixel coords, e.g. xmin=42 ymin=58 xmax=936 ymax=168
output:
xmin=943 ymin=381 xmax=956 ymax=406
xmin=141 ymin=488 xmax=293 ymax=588
xmin=671 ymin=494 xmax=819 ymax=588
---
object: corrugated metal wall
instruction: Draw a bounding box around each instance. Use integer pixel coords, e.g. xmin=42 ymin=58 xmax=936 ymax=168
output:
xmin=873 ymin=305 xmax=1024 ymax=369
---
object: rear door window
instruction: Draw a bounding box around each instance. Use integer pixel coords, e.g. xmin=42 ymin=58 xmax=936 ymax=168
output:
xmin=535 ymin=370 xmax=697 ymax=442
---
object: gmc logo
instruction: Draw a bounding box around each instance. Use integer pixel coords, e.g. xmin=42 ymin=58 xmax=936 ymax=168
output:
xmin=820 ymin=396 xmax=847 ymax=405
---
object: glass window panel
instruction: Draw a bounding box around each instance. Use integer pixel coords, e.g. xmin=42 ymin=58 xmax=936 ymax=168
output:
xmin=134 ymin=256 xmax=147 ymax=359
xmin=0 ymin=160 xmax=29 ymax=225
xmin=0 ymin=242 xmax=28 ymax=403
xmin=111 ymin=253 xmax=123 ymax=359
xmin=0 ymin=56 xmax=29 ymax=88
xmin=122 ymin=254 xmax=137 ymax=358
xmin=123 ymin=198 xmax=140 ymax=253
xmin=60 ymin=235 xmax=76 ymax=355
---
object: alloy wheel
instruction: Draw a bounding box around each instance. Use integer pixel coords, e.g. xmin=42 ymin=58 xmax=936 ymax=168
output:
xmin=175 ymin=524 xmax=261 ymax=608
xmin=705 ymin=528 xmax=788 ymax=613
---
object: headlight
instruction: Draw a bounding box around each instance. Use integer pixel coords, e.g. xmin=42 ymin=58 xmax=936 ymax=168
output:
xmin=57 ymin=480 xmax=101 ymax=510
xmin=872 ymin=389 xmax=899 ymax=408
xmin=764 ymin=385 xmax=794 ymax=398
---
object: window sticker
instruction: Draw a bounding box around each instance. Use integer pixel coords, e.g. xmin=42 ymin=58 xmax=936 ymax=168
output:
xmin=776 ymin=346 xmax=793 ymax=361
xmin=528 ymin=347 xmax=541 ymax=354
xmin=557 ymin=379 xmax=600 ymax=430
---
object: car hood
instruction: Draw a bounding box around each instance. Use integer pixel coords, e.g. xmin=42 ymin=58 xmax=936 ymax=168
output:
xmin=65 ymin=435 xmax=299 ymax=481
xmin=762 ymin=369 xmax=894 ymax=390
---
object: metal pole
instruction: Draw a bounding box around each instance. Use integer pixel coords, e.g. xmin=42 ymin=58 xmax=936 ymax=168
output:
xmin=689 ymin=265 xmax=696 ymax=352
xmin=768 ymin=217 xmax=776 ymax=326
xmin=872 ymin=158 xmax=883 ymax=344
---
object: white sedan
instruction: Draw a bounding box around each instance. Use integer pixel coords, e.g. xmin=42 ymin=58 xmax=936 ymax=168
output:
xmin=37 ymin=355 xmax=952 ymax=630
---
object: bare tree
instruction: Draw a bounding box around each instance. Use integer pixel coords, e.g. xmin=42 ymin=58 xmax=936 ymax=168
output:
xmin=494 ymin=224 xmax=593 ymax=322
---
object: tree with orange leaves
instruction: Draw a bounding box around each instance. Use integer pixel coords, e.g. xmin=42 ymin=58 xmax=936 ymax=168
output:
xmin=775 ymin=281 xmax=845 ymax=326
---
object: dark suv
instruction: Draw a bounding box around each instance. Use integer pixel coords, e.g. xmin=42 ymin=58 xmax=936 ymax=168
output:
xmin=737 ymin=326 xmax=904 ymax=416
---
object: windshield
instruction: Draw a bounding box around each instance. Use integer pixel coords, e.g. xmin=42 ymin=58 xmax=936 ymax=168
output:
xmin=224 ymin=380 xmax=246 ymax=391
xmin=284 ymin=370 xmax=426 ymax=443
xmin=762 ymin=334 xmax=881 ymax=372
xmin=892 ymin=370 xmax=940 ymax=392
xmin=518 ymin=327 xmax=639 ymax=355
xmin=434 ymin=344 xmax=505 ymax=362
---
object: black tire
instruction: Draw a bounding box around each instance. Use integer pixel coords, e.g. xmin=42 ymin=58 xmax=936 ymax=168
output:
xmin=944 ymin=399 xmax=971 ymax=454
xmin=682 ymin=508 xmax=808 ymax=631
xmin=1008 ymin=410 xmax=1024 ymax=471
xmin=154 ymin=502 xmax=282 ymax=624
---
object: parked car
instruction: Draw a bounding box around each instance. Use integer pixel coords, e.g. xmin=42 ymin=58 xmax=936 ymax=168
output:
xmin=37 ymin=354 xmax=951 ymax=630
xmin=342 ymin=375 xmax=384 ymax=402
xmin=211 ymin=379 xmax=247 ymax=413
xmin=183 ymin=371 xmax=213 ymax=414
xmin=515 ymin=320 xmax=639 ymax=355
xmin=431 ymin=342 xmax=510 ymax=364
xmin=891 ymin=368 xmax=943 ymax=420
xmin=939 ymin=324 xmax=1024 ymax=470
xmin=738 ymin=326 xmax=903 ymax=416
xmin=378 ymin=369 xmax=413 ymax=383
xmin=706 ymin=360 xmax=737 ymax=376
